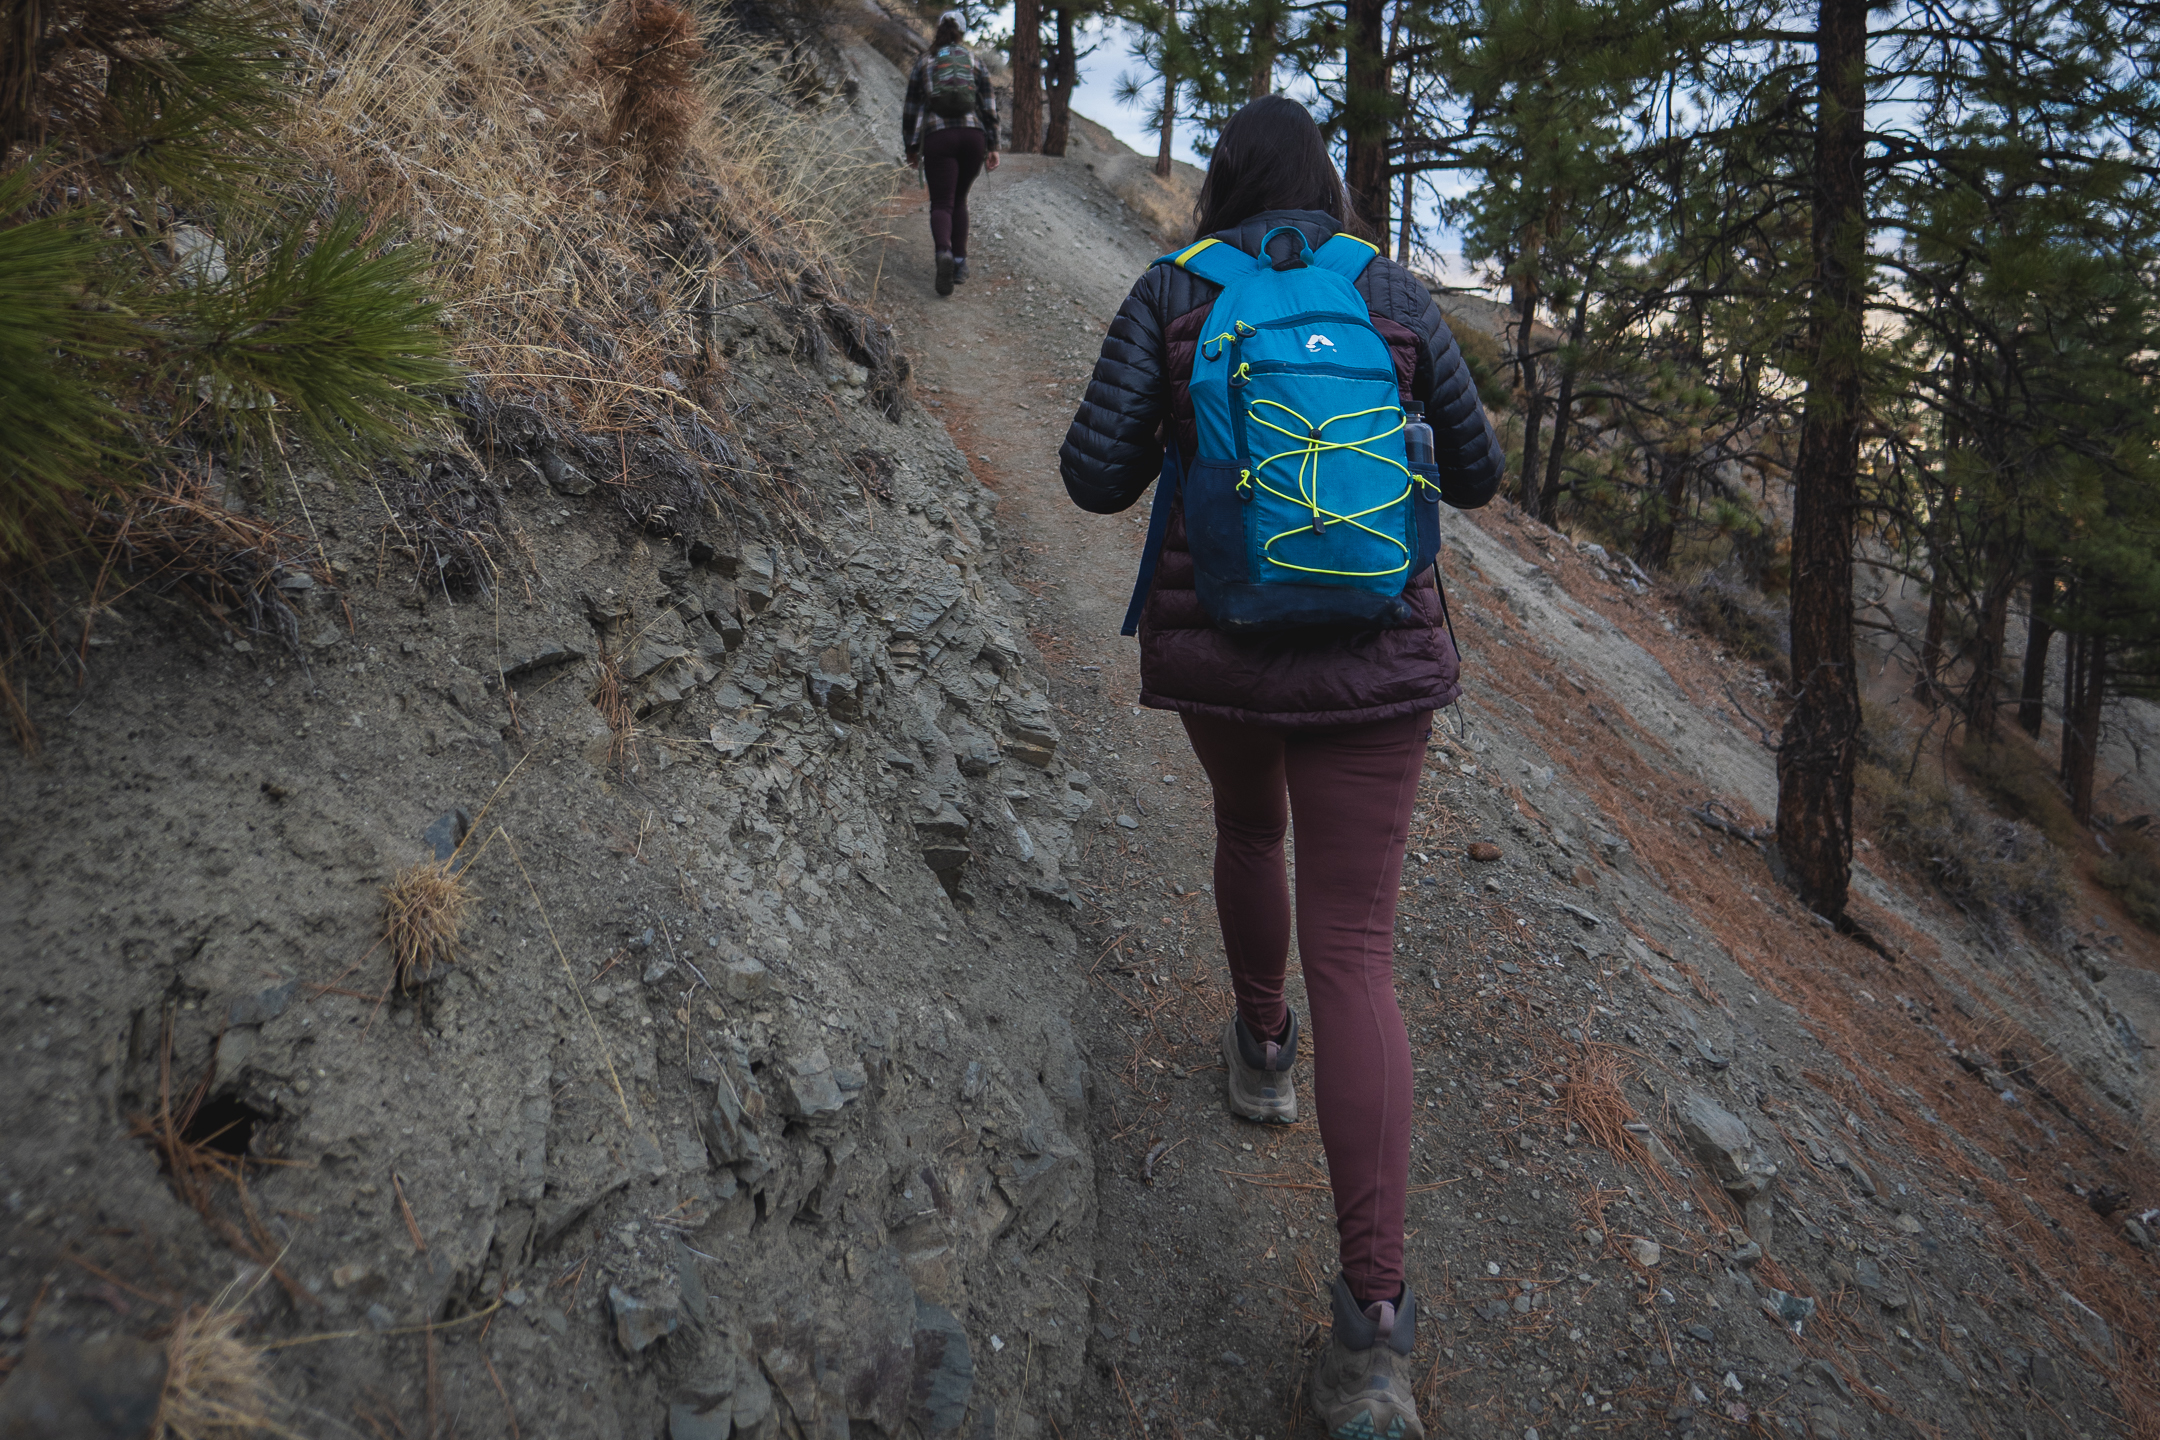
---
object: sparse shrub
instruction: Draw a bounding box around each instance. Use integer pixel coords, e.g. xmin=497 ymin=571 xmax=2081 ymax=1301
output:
xmin=1857 ymin=709 xmax=2071 ymax=938
xmin=1679 ymin=572 xmax=1790 ymax=681
xmin=590 ymin=0 xmax=704 ymax=186
xmin=2097 ymin=826 xmax=2160 ymax=933
xmin=1957 ymin=734 xmax=2079 ymax=849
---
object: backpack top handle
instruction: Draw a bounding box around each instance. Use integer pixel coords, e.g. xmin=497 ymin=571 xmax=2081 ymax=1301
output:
xmin=1259 ymin=225 xmax=1313 ymax=271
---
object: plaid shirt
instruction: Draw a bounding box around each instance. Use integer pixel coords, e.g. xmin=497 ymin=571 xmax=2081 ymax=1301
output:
xmin=902 ymin=47 xmax=999 ymax=153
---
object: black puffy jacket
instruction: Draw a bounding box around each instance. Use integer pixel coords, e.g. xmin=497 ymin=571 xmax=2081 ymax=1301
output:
xmin=1058 ymin=209 xmax=1505 ymax=727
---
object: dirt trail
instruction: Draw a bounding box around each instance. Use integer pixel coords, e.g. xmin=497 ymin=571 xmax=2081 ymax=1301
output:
xmin=866 ymin=86 xmax=2159 ymax=1439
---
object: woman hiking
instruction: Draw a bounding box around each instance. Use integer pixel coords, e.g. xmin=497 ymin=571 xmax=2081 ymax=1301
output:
xmin=902 ymin=11 xmax=999 ymax=297
xmin=1059 ymin=95 xmax=1503 ymax=1440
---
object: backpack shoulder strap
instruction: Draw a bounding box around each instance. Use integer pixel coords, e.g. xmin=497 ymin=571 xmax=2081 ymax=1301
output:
xmin=1153 ymin=237 xmax=1259 ymax=290
xmin=1310 ymin=232 xmax=1380 ymax=283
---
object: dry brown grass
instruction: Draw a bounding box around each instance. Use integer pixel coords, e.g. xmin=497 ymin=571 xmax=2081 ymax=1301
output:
xmin=282 ymin=0 xmax=891 ymax=440
xmin=381 ymin=859 xmax=477 ymax=992
xmin=158 ymin=1305 xmax=276 ymax=1439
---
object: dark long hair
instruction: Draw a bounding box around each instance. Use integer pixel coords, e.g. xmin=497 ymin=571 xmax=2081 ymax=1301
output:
xmin=1192 ymin=96 xmax=1355 ymax=239
xmin=933 ymin=14 xmax=963 ymax=45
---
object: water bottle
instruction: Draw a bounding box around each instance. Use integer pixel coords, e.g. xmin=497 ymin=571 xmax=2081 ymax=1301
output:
xmin=1403 ymin=402 xmax=1435 ymax=479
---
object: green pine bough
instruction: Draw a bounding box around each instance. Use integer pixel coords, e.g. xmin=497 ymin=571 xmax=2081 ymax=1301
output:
xmin=1 ymin=0 xmax=459 ymax=567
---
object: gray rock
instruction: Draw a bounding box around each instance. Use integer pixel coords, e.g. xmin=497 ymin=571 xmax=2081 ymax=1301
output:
xmin=1763 ymin=1289 xmax=1815 ymax=1333
xmin=909 ymin=1299 xmax=973 ymax=1434
xmin=723 ymin=958 xmax=770 ymax=1000
xmin=1674 ymin=1090 xmax=1774 ymax=1200
xmin=1850 ymin=1256 xmax=1908 ymax=1311
xmin=609 ymin=1285 xmax=681 ymax=1353
xmin=228 ymin=978 xmax=299 ymax=1026
xmin=2124 ymin=1219 xmax=2154 ymax=1252
xmin=1115 ymin=814 xmax=1140 ymax=830
xmin=498 ymin=641 xmax=584 ymax=681
xmin=1219 ymin=1351 xmax=1246 ymax=1367
xmin=916 ymin=803 xmax=972 ymax=875
xmin=783 ymin=1047 xmax=848 ymax=1118
xmin=540 ymin=447 xmax=594 ymax=495
xmin=699 ymin=1077 xmax=761 ymax=1167
xmin=1628 ymin=1238 xmax=1662 ymax=1267
xmin=0 ymin=1333 xmax=167 ymax=1438
xmin=1726 ymin=1239 xmax=1764 ymax=1268
xmin=367 ymin=1303 xmax=398 ymax=1331
xmin=424 ymin=805 xmax=474 ymax=863
xmin=163 ymin=225 xmax=227 ymax=285
xmin=668 ymin=1399 xmax=733 ymax=1440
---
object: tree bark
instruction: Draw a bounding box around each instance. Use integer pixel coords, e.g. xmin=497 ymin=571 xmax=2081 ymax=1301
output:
xmin=1010 ymin=0 xmax=1043 ymax=154
xmin=1512 ymin=268 xmax=1543 ymax=517
xmin=1638 ymin=450 xmax=1687 ymax=570
xmin=1539 ymin=288 xmax=1587 ymax=518
xmin=2061 ymin=629 xmax=2105 ymax=824
xmin=2018 ymin=572 xmax=2053 ymax=737
xmin=1916 ymin=562 xmax=1948 ymax=702
xmin=1775 ymin=0 xmax=1868 ymax=923
xmin=1341 ymin=0 xmax=1390 ymax=242
xmin=1042 ymin=6 xmax=1075 ymax=157
xmin=1396 ymin=169 xmax=1414 ymax=263
xmin=1154 ymin=3 xmax=1177 ymax=179
xmin=1962 ymin=563 xmax=2014 ymax=741
xmin=1249 ymin=0 xmax=1276 ymax=97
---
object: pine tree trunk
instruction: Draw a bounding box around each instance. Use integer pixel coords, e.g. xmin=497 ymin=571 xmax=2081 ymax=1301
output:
xmin=1154 ymin=7 xmax=1177 ymax=180
xmin=1916 ymin=565 xmax=1948 ymax=703
xmin=1341 ymin=0 xmax=1390 ymax=242
xmin=1539 ymin=289 xmax=1586 ymax=518
xmin=1043 ymin=7 xmax=1075 ymax=157
xmin=1249 ymin=2 xmax=1276 ymax=97
xmin=1775 ymin=0 xmax=1868 ymax=923
xmin=1512 ymin=272 xmax=1543 ymax=517
xmin=1396 ymin=169 xmax=1414 ymax=263
xmin=1639 ymin=451 xmax=1686 ymax=570
xmin=2062 ymin=630 xmax=2106 ymax=824
xmin=1010 ymin=0 xmax=1042 ymax=154
xmin=1962 ymin=565 xmax=2014 ymax=741
xmin=2018 ymin=573 xmax=2053 ymax=737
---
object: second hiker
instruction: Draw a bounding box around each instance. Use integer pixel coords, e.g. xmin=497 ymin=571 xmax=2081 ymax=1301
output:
xmin=902 ymin=11 xmax=1000 ymax=297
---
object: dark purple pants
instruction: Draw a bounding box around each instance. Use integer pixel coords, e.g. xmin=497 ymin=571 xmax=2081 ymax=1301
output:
xmin=922 ymin=127 xmax=986 ymax=257
xmin=1180 ymin=709 xmax=1429 ymax=1306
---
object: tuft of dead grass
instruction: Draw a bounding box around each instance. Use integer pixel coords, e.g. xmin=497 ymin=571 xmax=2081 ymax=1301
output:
xmin=159 ymin=1305 xmax=276 ymax=1440
xmin=382 ymin=859 xmax=476 ymax=993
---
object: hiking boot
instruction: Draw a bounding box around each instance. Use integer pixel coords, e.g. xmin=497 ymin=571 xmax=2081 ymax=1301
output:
xmin=1220 ymin=1010 xmax=1298 ymax=1124
xmin=1311 ymin=1276 xmax=1424 ymax=1440
xmin=952 ymin=256 xmax=969 ymax=284
xmin=934 ymin=249 xmax=955 ymax=296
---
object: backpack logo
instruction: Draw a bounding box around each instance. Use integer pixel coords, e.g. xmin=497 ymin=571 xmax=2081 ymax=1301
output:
xmin=1304 ymin=334 xmax=1336 ymax=352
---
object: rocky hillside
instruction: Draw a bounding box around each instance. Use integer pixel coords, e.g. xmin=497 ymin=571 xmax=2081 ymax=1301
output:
xmin=2 ymin=4 xmax=2155 ymax=1440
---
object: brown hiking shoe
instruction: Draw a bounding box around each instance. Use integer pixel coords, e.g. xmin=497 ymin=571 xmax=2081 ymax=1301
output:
xmin=1311 ymin=1275 xmax=1424 ymax=1440
xmin=1220 ymin=1011 xmax=1298 ymax=1124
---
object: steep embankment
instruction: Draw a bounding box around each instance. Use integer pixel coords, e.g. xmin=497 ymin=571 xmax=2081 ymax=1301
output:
xmin=861 ymin=28 xmax=2157 ymax=1440
xmin=0 ymin=23 xmax=1111 ymax=1440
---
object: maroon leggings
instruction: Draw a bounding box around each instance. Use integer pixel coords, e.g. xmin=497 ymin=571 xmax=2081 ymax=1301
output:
xmin=922 ymin=127 xmax=986 ymax=257
xmin=1181 ymin=709 xmax=1429 ymax=1306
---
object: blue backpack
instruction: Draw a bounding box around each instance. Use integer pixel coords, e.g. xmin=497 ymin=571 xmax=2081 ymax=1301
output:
xmin=1121 ymin=226 xmax=1443 ymax=637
